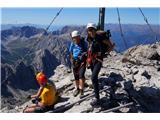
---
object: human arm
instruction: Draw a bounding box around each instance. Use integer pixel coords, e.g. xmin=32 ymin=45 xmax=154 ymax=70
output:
xmin=69 ymin=42 xmax=74 ymax=64
xmin=31 ymin=86 xmax=43 ymax=99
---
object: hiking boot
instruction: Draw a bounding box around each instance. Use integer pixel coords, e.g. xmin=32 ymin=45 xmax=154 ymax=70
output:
xmin=90 ymin=98 xmax=101 ymax=107
xmin=73 ymin=88 xmax=80 ymax=97
xmin=79 ymin=89 xmax=85 ymax=99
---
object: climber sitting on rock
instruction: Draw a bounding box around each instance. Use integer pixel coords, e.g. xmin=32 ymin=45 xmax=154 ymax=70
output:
xmin=69 ymin=30 xmax=88 ymax=98
xmin=23 ymin=72 xmax=59 ymax=113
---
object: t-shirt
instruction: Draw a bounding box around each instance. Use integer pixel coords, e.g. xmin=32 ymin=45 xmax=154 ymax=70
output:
xmin=69 ymin=38 xmax=88 ymax=60
xmin=40 ymin=83 xmax=58 ymax=106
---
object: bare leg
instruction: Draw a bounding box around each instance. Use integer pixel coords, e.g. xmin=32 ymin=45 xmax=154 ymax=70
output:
xmin=73 ymin=80 xmax=80 ymax=97
xmin=75 ymin=80 xmax=79 ymax=89
xmin=27 ymin=104 xmax=37 ymax=108
xmin=79 ymin=78 xmax=85 ymax=90
xmin=23 ymin=107 xmax=37 ymax=113
xmin=23 ymin=102 xmax=44 ymax=113
xmin=79 ymin=78 xmax=85 ymax=98
xmin=79 ymin=63 xmax=86 ymax=94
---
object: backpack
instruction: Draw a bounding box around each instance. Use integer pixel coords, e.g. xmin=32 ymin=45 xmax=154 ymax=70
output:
xmin=95 ymin=30 xmax=115 ymax=56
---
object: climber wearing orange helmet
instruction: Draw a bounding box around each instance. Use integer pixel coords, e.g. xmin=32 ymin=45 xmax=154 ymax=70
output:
xmin=23 ymin=72 xmax=59 ymax=113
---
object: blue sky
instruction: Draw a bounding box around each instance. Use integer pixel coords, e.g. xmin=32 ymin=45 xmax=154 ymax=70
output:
xmin=1 ymin=8 xmax=160 ymax=25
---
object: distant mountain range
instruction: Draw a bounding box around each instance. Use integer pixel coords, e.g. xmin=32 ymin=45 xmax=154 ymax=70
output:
xmin=1 ymin=23 xmax=64 ymax=31
xmin=1 ymin=24 xmax=160 ymax=65
xmin=105 ymin=24 xmax=160 ymax=51
xmin=1 ymin=24 xmax=160 ymax=66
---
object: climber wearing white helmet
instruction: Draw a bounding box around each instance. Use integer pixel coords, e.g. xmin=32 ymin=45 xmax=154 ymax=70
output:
xmin=69 ymin=30 xmax=88 ymax=98
xmin=86 ymin=22 xmax=115 ymax=107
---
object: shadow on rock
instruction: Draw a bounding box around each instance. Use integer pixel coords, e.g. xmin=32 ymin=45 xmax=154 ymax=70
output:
xmin=124 ymin=80 xmax=160 ymax=113
xmin=58 ymin=96 xmax=70 ymax=103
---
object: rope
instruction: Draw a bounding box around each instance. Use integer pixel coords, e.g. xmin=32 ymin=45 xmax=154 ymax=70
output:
xmin=116 ymin=8 xmax=128 ymax=49
xmin=46 ymin=8 xmax=63 ymax=31
xmin=138 ymin=8 xmax=158 ymax=42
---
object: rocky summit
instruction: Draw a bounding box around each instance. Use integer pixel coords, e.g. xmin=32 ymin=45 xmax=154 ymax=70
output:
xmin=1 ymin=42 xmax=160 ymax=113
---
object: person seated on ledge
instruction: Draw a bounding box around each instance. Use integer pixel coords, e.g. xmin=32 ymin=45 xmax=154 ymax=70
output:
xmin=23 ymin=72 xmax=59 ymax=113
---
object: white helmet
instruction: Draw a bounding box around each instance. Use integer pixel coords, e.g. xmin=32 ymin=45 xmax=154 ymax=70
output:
xmin=86 ymin=23 xmax=97 ymax=29
xmin=71 ymin=30 xmax=80 ymax=38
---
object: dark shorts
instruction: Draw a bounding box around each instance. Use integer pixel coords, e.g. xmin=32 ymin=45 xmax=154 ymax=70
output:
xmin=34 ymin=107 xmax=45 ymax=113
xmin=73 ymin=63 xmax=86 ymax=80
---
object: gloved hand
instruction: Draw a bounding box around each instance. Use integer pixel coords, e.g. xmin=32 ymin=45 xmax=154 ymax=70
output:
xmin=31 ymin=98 xmax=37 ymax=104
xmin=31 ymin=97 xmax=42 ymax=104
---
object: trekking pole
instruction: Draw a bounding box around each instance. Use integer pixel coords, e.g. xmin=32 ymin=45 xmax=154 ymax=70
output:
xmin=100 ymin=102 xmax=134 ymax=113
xmin=50 ymin=86 xmax=111 ymax=113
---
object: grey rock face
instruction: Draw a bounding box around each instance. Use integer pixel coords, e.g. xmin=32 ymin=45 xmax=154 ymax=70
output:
xmin=1 ymin=62 xmax=38 ymax=109
xmin=32 ymin=49 xmax=60 ymax=77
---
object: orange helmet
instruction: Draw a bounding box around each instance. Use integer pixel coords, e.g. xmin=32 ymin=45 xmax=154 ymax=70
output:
xmin=36 ymin=72 xmax=47 ymax=85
